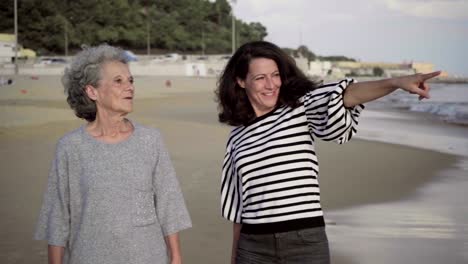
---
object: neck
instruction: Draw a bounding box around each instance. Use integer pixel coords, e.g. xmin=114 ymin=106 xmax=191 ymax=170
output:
xmin=87 ymin=111 xmax=131 ymax=138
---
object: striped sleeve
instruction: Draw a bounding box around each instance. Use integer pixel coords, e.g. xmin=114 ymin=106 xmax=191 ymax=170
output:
xmin=303 ymin=78 xmax=364 ymax=144
xmin=220 ymin=144 xmax=243 ymax=223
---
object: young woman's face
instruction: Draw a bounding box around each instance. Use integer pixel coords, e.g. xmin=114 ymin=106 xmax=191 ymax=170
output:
xmin=87 ymin=61 xmax=135 ymax=116
xmin=237 ymin=58 xmax=282 ymax=117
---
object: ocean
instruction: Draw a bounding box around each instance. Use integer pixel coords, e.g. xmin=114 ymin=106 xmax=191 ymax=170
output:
xmin=366 ymin=83 xmax=468 ymax=125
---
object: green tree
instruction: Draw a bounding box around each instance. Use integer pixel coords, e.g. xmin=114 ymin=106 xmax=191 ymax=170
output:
xmin=373 ymin=67 xmax=384 ymax=77
xmin=281 ymin=46 xmax=316 ymax=62
xmin=318 ymin=55 xmax=356 ymax=62
xmin=0 ymin=0 xmax=267 ymax=54
xmin=239 ymin=22 xmax=267 ymax=45
xmin=297 ymin=45 xmax=316 ymax=61
xmin=0 ymin=0 xmax=14 ymax=32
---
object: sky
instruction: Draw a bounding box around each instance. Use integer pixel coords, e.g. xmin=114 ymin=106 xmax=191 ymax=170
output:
xmin=232 ymin=0 xmax=468 ymax=77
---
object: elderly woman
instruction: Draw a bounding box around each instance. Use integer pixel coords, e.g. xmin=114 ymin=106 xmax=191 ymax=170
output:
xmin=34 ymin=44 xmax=192 ymax=264
xmin=216 ymin=41 xmax=439 ymax=264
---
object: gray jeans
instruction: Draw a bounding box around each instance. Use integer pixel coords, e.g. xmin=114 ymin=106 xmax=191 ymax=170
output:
xmin=236 ymin=227 xmax=330 ymax=264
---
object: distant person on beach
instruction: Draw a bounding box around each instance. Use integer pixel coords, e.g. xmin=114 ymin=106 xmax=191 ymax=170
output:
xmin=0 ymin=76 xmax=14 ymax=86
xmin=34 ymin=44 xmax=191 ymax=264
xmin=216 ymin=40 xmax=440 ymax=264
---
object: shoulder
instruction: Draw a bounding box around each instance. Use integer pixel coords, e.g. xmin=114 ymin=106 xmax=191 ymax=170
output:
xmin=227 ymin=124 xmax=244 ymax=140
xmin=229 ymin=125 xmax=244 ymax=137
xmin=56 ymin=126 xmax=85 ymax=150
xmin=222 ymin=125 xmax=241 ymax=152
xmin=133 ymin=122 xmax=165 ymax=146
xmin=317 ymin=78 xmax=356 ymax=90
xmin=303 ymin=78 xmax=356 ymax=101
xmin=135 ymin=123 xmax=162 ymax=137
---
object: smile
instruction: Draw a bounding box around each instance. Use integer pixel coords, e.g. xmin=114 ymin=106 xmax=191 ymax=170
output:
xmin=262 ymin=90 xmax=277 ymax=96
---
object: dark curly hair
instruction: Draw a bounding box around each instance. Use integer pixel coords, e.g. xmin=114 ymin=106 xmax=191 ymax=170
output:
xmin=62 ymin=44 xmax=128 ymax=122
xmin=216 ymin=41 xmax=319 ymax=126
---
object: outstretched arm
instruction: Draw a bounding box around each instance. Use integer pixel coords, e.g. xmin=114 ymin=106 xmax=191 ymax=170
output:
xmin=343 ymin=71 xmax=441 ymax=108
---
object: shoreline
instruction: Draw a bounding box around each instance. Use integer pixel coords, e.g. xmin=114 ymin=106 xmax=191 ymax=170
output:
xmin=356 ymin=108 xmax=468 ymax=158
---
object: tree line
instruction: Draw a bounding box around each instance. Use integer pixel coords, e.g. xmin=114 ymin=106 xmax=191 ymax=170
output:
xmin=283 ymin=45 xmax=355 ymax=62
xmin=0 ymin=0 xmax=267 ymax=55
xmin=0 ymin=0 xmax=355 ymax=61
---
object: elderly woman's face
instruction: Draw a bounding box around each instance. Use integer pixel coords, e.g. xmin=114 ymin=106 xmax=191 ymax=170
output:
xmin=92 ymin=61 xmax=134 ymax=115
xmin=237 ymin=58 xmax=281 ymax=117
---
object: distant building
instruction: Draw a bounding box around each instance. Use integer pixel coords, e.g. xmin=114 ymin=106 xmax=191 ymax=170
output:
xmin=0 ymin=42 xmax=15 ymax=63
xmin=438 ymin=71 xmax=449 ymax=78
xmin=306 ymin=60 xmax=441 ymax=78
xmin=0 ymin=33 xmax=36 ymax=63
xmin=331 ymin=61 xmax=415 ymax=77
xmin=293 ymin=56 xmax=309 ymax=76
xmin=411 ymin=62 xmax=434 ymax=74
xmin=308 ymin=60 xmax=331 ymax=77
xmin=0 ymin=33 xmax=15 ymax=43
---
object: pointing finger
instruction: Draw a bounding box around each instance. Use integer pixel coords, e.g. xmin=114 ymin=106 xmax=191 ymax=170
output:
xmin=421 ymin=71 xmax=441 ymax=81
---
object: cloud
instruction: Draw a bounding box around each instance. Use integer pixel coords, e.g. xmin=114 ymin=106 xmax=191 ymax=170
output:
xmin=233 ymin=0 xmax=468 ymax=76
xmin=384 ymin=0 xmax=468 ymax=20
xmin=234 ymin=0 xmax=311 ymax=21
xmin=235 ymin=0 xmax=362 ymax=27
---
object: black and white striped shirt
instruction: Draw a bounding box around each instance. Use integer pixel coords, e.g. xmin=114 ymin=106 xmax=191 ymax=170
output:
xmin=221 ymin=79 xmax=364 ymax=230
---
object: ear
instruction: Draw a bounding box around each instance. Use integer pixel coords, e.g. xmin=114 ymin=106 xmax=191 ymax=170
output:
xmin=236 ymin=77 xmax=246 ymax=89
xmin=85 ymin=85 xmax=98 ymax=101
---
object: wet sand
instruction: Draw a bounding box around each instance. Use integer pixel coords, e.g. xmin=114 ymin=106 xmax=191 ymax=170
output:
xmin=0 ymin=76 xmax=467 ymax=263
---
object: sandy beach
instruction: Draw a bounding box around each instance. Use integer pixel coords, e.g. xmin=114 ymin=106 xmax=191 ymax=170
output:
xmin=1 ymin=75 xmax=467 ymax=263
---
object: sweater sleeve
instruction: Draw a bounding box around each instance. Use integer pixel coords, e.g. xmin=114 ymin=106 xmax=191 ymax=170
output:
xmin=152 ymin=133 xmax=192 ymax=236
xmin=220 ymin=143 xmax=243 ymax=223
xmin=34 ymin=140 xmax=70 ymax=246
xmin=303 ymin=78 xmax=364 ymax=144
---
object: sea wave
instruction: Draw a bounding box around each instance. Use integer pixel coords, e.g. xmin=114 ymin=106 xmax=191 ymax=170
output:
xmin=367 ymin=83 xmax=468 ymax=125
xmin=409 ymin=102 xmax=468 ymax=125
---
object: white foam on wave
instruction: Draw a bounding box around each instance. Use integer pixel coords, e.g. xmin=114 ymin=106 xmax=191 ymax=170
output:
xmin=368 ymin=83 xmax=468 ymax=125
xmin=357 ymin=110 xmax=468 ymax=158
xmin=410 ymin=102 xmax=468 ymax=125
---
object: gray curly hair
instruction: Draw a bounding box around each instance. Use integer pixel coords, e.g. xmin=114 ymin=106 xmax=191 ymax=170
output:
xmin=62 ymin=44 xmax=129 ymax=122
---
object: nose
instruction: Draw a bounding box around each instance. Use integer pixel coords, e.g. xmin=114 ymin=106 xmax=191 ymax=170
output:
xmin=126 ymin=80 xmax=135 ymax=92
xmin=265 ymin=77 xmax=274 ymax=90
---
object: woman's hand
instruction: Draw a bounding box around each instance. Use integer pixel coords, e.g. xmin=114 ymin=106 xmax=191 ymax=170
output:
xmin=390 ymin=71 xmax=441 ymax=100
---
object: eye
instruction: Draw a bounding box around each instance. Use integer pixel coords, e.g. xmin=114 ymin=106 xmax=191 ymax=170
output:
xmin=114 ymin=78 xmax=123 ymax=84
xmin=255 ymin=76 xmax=265 ymax=81
xmin=129 ymin=77 xmax=134 ymax=84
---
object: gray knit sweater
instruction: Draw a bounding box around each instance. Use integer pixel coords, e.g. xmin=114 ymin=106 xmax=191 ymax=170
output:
xmin=34 ymin=122 xmax=192 ymax=264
